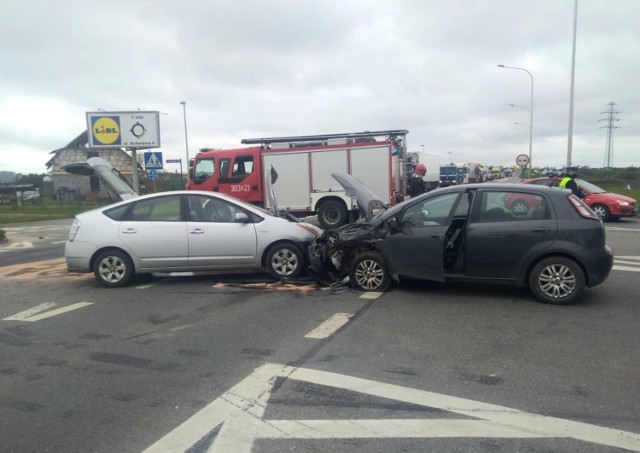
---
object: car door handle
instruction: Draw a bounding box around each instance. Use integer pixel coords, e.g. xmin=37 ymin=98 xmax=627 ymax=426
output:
xmin=122 ymin=228 xmax=137 ymax=234
xmin=431 ymin=234 xmax=444 ymax=239
xmin=530 ymin=228 xmax=549 ymax=233
xmin=190 ymin=228 xmax=205 ymax=234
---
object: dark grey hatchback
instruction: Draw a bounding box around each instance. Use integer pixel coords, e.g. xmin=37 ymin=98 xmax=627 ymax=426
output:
xmin=309 ymin=174 xmax=613 ymax=305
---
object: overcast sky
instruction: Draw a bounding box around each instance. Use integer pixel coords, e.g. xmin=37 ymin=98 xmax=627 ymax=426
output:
xmin=1 ymin=0 xmax=638 ymax=175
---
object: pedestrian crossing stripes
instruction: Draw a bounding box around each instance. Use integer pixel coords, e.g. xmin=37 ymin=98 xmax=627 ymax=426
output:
xmin=613 ymin=256 xmax=640 ymax=273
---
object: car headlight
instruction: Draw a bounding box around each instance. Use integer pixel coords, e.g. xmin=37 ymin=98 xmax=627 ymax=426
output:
xmin=618 ymin=201 xmax=630 ymax=206
xmin=297 ymin=222 xmax=321 ymax=237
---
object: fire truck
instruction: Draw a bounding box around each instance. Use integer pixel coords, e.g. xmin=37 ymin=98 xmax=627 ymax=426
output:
xmin=185 ymin=130 xmax=409 ymax=229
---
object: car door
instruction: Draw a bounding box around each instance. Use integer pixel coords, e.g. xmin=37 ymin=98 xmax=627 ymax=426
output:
xmin=186 ymin=195 xmax=258 ymax=267
xmin=383 ymin=191 xmax=462 ymax=282
xmin=464 ymin=189 xmax=556 ymax=279
xmin=117 ymin=194 xmax=190 ymax=270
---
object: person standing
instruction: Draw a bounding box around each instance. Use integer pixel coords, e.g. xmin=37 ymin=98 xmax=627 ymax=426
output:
xmin=559 ymin=167 xmax=584 ymax=199
xmin=408 ymin=164 xmax=427 ymax=198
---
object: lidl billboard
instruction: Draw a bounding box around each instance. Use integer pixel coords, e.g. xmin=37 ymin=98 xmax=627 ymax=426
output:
xmin=86 ymin=111 xmax=161 ymax=149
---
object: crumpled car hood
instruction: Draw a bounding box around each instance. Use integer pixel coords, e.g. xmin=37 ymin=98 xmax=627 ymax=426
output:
xmin=331 ymin=171 xmax=386 ymax=221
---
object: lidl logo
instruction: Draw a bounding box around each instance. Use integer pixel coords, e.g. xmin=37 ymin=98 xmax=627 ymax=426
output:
xmin=91 ymin=116 xmax=121 ymax=145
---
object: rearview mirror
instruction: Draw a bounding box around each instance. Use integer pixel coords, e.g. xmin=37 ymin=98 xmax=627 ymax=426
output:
xmin=388 ymin=217 xmax=399 ymax=230
xmin=235 ymin=212 xmax=250 ymax=223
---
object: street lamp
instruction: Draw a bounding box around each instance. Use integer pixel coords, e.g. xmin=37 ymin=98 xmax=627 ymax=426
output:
xmin=180 ymin=101 xmax=190 ymax=177
xmin=567 ymin=0 xmax=578 ymax=166
xmin=420 ymin=144 xmax=425 ymax=153
xmin=448 ymin=152 xmax=452 ymax=163
xmin=498 ymin=64 xmax=534 ymax=175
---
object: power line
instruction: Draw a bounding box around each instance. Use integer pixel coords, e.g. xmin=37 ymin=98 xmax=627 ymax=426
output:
xmin=599 ymin=102 xmax=621 ymax=168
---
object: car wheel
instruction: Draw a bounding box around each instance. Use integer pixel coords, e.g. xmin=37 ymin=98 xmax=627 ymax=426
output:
xmin=318 ymin=200 xmax=348 ymax=229
xmin=590 ymin=203 xmax=610 ymax=222
xmin=266 ymin=243 xmax=304 ymax=280
xmin=510 ymin=199 xmax=530 ymax=216
xmin=349 ymin=251 xmax=390 ymax=292
xmin=93 ymin=249 xmax=134 ymax=288
xmin=529 ymin=257 xmax=585 ymax=305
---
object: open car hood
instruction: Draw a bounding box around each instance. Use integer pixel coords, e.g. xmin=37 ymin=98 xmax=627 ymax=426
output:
xmin=331 ymin=171 xmax=386 ymax=221
xmin=63 ymin=157 xmax=137 ymax=201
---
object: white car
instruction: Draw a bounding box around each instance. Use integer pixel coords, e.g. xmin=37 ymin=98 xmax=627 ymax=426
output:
xmin=64 ymin=158 xmax=322 ymax=287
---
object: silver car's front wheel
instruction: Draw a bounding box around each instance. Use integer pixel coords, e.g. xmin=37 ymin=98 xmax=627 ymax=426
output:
xmin=94 ymin=250 xmax=134 ymax=288
xmin=266 ymin=244 xmax=304 ymax=280
xmin=529 ymin=257 xmax=585 ymax=305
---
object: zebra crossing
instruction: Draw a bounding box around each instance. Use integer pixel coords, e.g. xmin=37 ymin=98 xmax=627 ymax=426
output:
xmin=613 ymin=256 xmax=640 ymax=273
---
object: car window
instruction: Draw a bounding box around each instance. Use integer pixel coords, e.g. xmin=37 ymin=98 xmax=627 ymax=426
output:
xmin=130 ymin=195 xmax=182 ymax=222
xmin=194 ymin=158 xmax=214 ymax=184
xmin=232 ymin=155 xmax=254 ymax=177
xmin=400 ymin=192 xmax=459 ymax=227
xmin=104 ymin=204 xmax=130 ymax=221
xmin=480 ymin=191 xmax=549 ymax=222
xmin=187 ymin=195 xmax=257 ymax=223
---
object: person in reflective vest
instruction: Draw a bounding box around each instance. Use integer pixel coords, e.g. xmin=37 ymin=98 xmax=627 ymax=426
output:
xmin=559 ymin=167 xmax=584 ymax=199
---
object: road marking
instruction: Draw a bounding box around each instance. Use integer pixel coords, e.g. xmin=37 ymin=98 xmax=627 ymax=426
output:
xmin=360 ymin=292 xmax=383 ymax=299
xmin=143 ymin=363 xmax=640 ymax=452
xmin=613 ymin=256 xmax=640 ymax=272
xmin=2 ymin=302 xmax=57 ymax=321
xmin=2 ymin=302 xmax=92 ymax=322
xmin=304 ymin=313 xmax=353 ymax=339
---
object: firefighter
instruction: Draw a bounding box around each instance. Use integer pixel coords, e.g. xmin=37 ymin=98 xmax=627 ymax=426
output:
xmin=559 ymin=167 xmax=584 ymax=199
xmin=408 ymin=164 xmax=427 ymax=198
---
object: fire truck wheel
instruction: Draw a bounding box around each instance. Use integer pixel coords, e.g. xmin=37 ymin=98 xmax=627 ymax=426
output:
xmin=266 ymin=243 xmax=304 ymax=280
xmin=318 ymin=200 xmax=348 ymax=229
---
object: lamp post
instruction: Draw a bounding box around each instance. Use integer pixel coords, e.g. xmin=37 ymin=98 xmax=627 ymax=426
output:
xmin=448 ymin=152 xmax=452 ymax=164
xmin=567 ymin=0 xmax=578 ymax=166
xmin=180 ymin=101 xmax=190 ymax=178
xmin=420 ymin=144 xmax=425 ymax=153
xmin=498 ymin=64 xmax=534 ymax=175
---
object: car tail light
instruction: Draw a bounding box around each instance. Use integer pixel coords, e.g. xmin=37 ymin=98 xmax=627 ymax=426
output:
xmin=68 ymin=218 xmax=81 ymax=241
xmin=568 ymin=195 xmax=598 ymax=220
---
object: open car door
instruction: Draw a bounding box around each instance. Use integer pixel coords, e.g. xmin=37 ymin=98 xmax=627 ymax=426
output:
xmin=63 ymin=157 xmax=137 ymax=202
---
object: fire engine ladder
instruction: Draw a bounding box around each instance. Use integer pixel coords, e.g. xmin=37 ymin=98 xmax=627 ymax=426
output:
xmin=241 ymin=129 xmax=409 ymax=147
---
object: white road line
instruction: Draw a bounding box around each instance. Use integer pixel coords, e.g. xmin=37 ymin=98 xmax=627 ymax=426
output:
xmin=5 ymin=302 xmax=93 ymax=322
xmin=613 ymin=265 xmax=640 ymax=272
xmin=614 ymin=259 xmax=640 ymax=266
xmin=304 ymin=313 xmax=353 ymax=339
xmin=615 ymin=256 xmax=640 ymax=260
xmin=360 ymin=292 xmax=383 ymax=300
xmin=2 ymin=302 xmax=57 ymax=321
xmin=51 ymin=240 xmax=67 ymax=244
xmin=143 ymin=363 xmax=640 ymax=453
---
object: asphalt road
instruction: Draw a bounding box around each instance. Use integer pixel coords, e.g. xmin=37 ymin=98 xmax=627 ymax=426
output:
xmin=0 ymin=218 xmax=639 ymax=452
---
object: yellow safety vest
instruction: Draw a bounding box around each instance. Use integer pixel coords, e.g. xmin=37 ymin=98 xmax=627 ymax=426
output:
xmin=559 ymin=177 xmax=572 ymax=189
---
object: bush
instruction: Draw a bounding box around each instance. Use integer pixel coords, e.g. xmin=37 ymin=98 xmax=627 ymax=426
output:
xmin=0 ymin=229 xmax=5 ymax=241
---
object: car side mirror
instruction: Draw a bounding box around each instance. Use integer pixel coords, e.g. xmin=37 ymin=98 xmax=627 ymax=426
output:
xmin=235 ymin=212 xmax=250 ymax=223
xmin=388 ymin=217 xmax=399 ymax=231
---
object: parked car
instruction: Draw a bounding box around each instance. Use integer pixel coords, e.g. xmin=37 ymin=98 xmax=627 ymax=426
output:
xmin=520 ymin=177 xmax=638 ymax=221
xmin=309 ymin=173 xmax=613 ymax=305
xmin=64 ymin=158 xmax=322 ymax=287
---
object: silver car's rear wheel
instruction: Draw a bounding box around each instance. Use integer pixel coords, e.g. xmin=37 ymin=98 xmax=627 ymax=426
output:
xmin=529 ymin=257 xmax=584 ymax=305
xmin=266 ymin=243 xmax=304 ymax=280
xmin=349 ymin=251 xmax=390 ymax=292
xmin=94 ymin=249 xmax=134 ymax=288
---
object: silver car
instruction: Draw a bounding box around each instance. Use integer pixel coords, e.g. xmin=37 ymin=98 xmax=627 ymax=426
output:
xmin=64 ymin=158 xmax=322 ymax=287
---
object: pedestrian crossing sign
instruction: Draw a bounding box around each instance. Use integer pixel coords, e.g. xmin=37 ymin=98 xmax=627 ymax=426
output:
xmin=144 ymin=152 xmax=163 ymax=169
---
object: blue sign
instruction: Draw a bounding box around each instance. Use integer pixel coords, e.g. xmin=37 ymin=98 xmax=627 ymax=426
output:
xmin=144 ymin=151 xmax=163 ymax=169
xmin=149 ymin=169 xmax=158 ymax=181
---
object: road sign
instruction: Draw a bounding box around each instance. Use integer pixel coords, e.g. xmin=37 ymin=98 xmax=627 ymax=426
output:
xmin=86 ymin=111 xmax=161 ymax=149
xmin=148 ymin=169 xmax=158 ymax=181
xmin=166 ymin=159 xmax=181 ymax=164
xmin=144 ymin=152 xmax=163 ymax=169
xmin=516 ymin=154 xmax=530 ymax=167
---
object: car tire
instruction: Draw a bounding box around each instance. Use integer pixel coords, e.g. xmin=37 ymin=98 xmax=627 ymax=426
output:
xmin=318 ymin=200 xmax=348 ymax=230
xmin=349 ymin=251 xmax=390 ymax=292
xmin=266 ymin=243 xmax=304 ymax=280
xmin=529 ymin=257 xmax=585 ymax=305
xmin=93 ymin=249 xmax=134 ymax=288
xmin=590 ymin=203 xmax=610 ymax=222
xmin=510 ymin=199 xmax=530 ymax=216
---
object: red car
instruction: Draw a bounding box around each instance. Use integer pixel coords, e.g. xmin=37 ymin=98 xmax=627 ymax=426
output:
xmin=519 ymin=177 xmax=638 ymax=221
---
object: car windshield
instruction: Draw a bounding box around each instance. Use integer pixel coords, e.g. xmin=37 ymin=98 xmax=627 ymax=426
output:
xmin=577 ymin=179 xmax=606 ymax=194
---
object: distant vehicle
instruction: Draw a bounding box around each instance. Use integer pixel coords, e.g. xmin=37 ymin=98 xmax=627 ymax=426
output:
xmin=521 ymin=177 xmax=638 ymax=221
xmin=64 ymin=158 xmax=322 ymax=287
xmin=310 ymin=174 xmax=613 ymax=305
xmin=21 ymin=191 xmax=40 ymax=201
